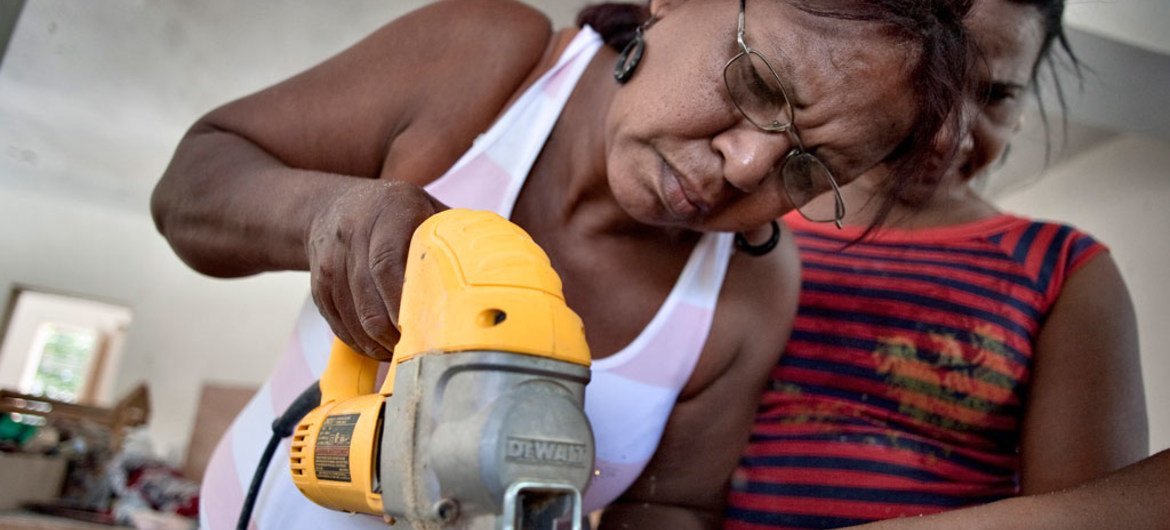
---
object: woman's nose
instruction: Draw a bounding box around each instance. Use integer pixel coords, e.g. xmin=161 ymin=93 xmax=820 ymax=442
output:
xmin=711 ymin=125 xmax=791 ymax=193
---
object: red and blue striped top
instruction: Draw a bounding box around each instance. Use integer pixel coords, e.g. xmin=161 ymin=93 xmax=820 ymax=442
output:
xmin=723 ymin=212 xmax=1107 ymax=529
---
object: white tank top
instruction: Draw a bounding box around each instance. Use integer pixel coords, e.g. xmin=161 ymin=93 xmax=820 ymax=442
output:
xmin=198 ymin=27 xmax=734 ymax=529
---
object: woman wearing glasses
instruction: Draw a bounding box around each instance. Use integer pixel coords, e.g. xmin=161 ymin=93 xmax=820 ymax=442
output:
xmin=725 ymin=0 xmax=1148 ymax=527
xmin=151 ymin=0 xmax=973 ymax=528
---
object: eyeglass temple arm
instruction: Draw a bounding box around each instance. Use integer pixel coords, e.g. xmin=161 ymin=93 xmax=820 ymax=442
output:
xmin=737 ymin=0 xmax=748 ymax=50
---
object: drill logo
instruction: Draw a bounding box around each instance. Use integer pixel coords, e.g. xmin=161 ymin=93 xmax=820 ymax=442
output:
xmin=506 ymin=436 xmax=588 ymax=468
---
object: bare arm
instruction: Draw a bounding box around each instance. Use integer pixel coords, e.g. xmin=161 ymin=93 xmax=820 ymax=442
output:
xmin=151 ymin=0 xmax=551 ymax=358
xmin=1018 ymin=252 xmax=1147 ymax=493
xmin=598 ymin=236 xmax=803 ymax=529
xmin=849 ymin=449 xmax=1170 ymax=530
xmin=152 ymin=0 xmax=551 ymax=276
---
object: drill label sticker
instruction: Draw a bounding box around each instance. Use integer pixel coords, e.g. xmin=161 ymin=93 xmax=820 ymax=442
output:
xmin=506 ymin=436 xmax=588 ymax=468
xmin=315 ymin=413 xmax=359 ymax=482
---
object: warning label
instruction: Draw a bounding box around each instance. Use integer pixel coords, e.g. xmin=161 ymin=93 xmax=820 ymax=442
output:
xmin=315 ymin=413 xmax=359 ymax=482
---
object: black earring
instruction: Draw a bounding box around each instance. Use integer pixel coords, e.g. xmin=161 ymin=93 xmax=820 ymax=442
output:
xmin=734 ymin=220 xmax=781 ymax=257
xmin=614 ymin=19 xmax=656 ymax=83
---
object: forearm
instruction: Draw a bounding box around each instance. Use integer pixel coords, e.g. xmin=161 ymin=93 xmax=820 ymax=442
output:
xmin=152 ymin=125 xmax=374 ymax=277
xmin=848 ymin=450 xmax=1170 ymax=530
xmin=598 ymin=502 xmax=720 ymax=530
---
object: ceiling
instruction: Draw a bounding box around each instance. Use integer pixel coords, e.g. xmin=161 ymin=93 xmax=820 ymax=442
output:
xmin=0 ymin=1 xmax=1167 ymax=214
xmin=1065 ymin=0 xmax=1170 ymax=56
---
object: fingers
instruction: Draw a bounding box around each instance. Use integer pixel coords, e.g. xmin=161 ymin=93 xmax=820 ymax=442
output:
xmin=370 ymin=185 xmax=448 ymax=332
xmin=308 ymin=199 xmax=392 ymax=361
xmin=308 ymin=223 xmax=360 ymax=354
xmin=368 ymin=223 xmax=411 ymax=330
xmin=347 ymin=212 xmax=398 ymax=361
xmin=325 ymin=214 xmax=394 ymax=362
xmin=306 ymin=181 xmax=441 ymax=362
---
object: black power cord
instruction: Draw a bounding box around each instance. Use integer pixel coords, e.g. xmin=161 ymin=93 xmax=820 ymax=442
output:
xmin=237 ymin=382 xmax=322 ymax=530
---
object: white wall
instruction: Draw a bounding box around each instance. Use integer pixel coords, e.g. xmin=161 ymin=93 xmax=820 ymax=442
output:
xmin=0 ymin=186 xmax=307 ymax=461
xmin=996 ymin=132 xmax=1170 ymax=454
xmin=1066 ymin=0 xmax=1170 ymax=56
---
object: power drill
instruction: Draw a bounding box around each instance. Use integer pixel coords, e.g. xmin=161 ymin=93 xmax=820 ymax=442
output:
xmin=288 ymin=209 xmax=594 ymax=529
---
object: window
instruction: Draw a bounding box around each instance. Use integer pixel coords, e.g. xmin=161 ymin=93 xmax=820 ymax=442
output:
xmin=0 ymin=288 xmax=132 ymax=405
xmin=24 ymin=322 xmax=101 ymax=402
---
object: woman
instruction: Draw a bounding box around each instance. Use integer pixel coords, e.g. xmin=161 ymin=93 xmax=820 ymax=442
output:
xmin=725 ymin=0 xmax=1147 ymax=528
xmin=151 ymin=0 xmax=973 ymax=528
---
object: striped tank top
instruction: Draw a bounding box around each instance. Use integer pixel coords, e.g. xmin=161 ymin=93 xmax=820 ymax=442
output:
xmin=723 ymin=212 xmax=1107 ymax=529
xmin=200 ymin=26 xmax=734 ymax=529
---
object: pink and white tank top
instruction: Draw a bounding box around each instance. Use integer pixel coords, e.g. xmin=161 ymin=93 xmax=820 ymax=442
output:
xmin=198 ymin=27 xmax=733 ymax=529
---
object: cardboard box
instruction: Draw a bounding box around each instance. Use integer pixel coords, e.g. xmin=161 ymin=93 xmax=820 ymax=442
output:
xmin=0 ymin=452 xmax=67 ymax=510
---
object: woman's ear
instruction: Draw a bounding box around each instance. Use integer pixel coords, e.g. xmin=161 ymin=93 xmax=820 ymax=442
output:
xmin=648 ymin=0 xmax=687 ymax=20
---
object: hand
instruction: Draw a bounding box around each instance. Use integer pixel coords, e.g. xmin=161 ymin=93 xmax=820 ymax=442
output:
xmin=306 ymin=180 xmax=446 ymax=360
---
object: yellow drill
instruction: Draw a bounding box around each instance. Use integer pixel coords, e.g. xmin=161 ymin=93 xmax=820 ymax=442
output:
xmin=288 ymin=209 xmax=594 ymax=529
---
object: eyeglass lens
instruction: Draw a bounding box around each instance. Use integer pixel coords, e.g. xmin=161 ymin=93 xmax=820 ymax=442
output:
xmin=783 ymin=153 xmax=842 ymax=223
xmin=724 ymin=51 xmax=793 ymax=131
xmin=727 ymin=54 xmax=840 ymax=221
xmin=724 ymin=5 xmax=844 ymax=225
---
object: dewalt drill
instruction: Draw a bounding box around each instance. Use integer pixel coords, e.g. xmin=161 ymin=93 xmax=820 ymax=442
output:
xmin=287 ymin=209 xmax=594 ymax=529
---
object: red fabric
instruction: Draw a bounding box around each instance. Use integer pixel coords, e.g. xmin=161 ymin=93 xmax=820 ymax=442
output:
xmin=724 ymin=213 xmax=1106 ymax=529
xmin=124 ymin=461 xmax=200 ymax=518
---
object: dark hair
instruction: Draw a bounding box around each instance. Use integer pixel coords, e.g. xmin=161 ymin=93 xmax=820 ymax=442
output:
xmin=1008 ymin=0 xmax=1079 ymax=159
xmin=576 ymin=3 xmax=651 ymax=52
xmin=828 ymin=1 xmax=975 ymax=230
xmin=578 ymin=1 xmax=975 ymax=230
xmin=1008 ymin=0 xmax=1078 ymax=91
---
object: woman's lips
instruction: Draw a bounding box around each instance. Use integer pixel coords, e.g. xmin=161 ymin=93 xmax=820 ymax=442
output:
xmin=659 ymin=158 xmax=710 ymax=220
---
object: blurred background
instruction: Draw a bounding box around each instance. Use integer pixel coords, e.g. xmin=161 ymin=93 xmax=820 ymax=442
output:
xmin=0 ymin=0 xmax=1166 ymax=526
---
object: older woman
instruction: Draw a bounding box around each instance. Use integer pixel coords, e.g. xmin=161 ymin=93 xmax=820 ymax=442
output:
xmin=151 ymin=0 xmax=974 ymax=528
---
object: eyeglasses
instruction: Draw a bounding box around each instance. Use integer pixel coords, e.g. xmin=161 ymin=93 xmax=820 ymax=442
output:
xmin=723 ymin=0 xmax=845 ymax=227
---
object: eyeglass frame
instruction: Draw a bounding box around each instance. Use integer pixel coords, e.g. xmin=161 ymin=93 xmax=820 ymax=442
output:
xmin=723 ymin=0 xmax=846 ymax=228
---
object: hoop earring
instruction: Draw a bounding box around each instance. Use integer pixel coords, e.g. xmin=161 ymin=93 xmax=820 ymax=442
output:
xmin=734 ymin=220 xmax=781 ymax=257
xmin=614 ymin=18 xmax=656 ymax=83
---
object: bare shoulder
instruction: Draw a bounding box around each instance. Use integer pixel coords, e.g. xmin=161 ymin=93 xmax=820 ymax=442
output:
xmin=604 ymin=234 xmax=802 ymax=523
xmin=194 ymin=0 xmax=555 ymax=183
xmin=390 ymin=0 xmax=554 ymax=84
xmin=335 ymin=0 xmax=555 ymax=116
xmin=681 ymin=233 xmax=801 ymax=399
xmin=1039 ymin=250 xmax=1135 ymax=347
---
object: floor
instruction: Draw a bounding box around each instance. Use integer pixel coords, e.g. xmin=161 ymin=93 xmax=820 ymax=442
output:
xmin=0 ymin=510 xmax=132 ymax=530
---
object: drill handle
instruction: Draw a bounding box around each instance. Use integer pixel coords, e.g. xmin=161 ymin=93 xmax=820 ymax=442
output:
xmin=319 ymin=337 xmax=388 ymax=404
